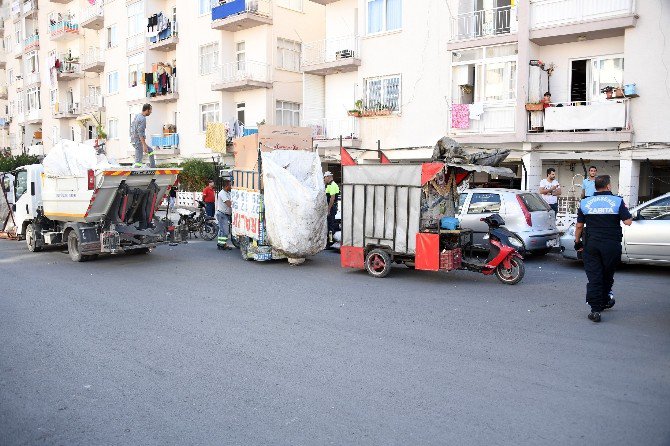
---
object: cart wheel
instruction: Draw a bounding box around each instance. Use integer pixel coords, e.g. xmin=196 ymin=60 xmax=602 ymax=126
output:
xmin=495 ymin=258 xmax=525 ymax=285
xmin=26 ymin=223 xmax=41 ymax=252
xmin=239 ymin=237 xmax=252 ymax=261
xmin=365 ymin=249 xmax=392 ymax=278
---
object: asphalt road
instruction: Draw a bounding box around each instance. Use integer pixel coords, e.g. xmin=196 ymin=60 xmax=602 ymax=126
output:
xmin=1 ymin=238 xmax=669 ymax=446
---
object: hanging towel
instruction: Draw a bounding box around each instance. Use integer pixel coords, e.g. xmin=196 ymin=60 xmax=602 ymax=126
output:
xmin=451 ymin=104 xmax=470 ymax=129
xmin=470 ymin=102 xmax=485 ymax=120
xmin=205 ymin=122 xmax=228 ymax=152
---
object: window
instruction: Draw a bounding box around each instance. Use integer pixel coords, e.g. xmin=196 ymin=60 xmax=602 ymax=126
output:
xmin=26 ymin=87 xmax=41 ymax=111
xmin=451 ymin=44 xmax=517 ymax=104
xmin=519 ymin=193 xmax=550 ymax=212
xmin=236 ymin=41 xmax=246 ymax=70
xmin=15 ymin=171 xmax=28 ymax=199
xmin=7 ymin=69 xmax=14 ymax=86
xmin=199 ymin=0 xmax=217 ymax=16
xmin=591 ymin=56 xmax=624 ymax=101
xmin=107 ymin=24 xmax=118 ymax=49
xmin=364 ymin=75 xmax=401 ymax=112
xmin=25 ymin=51 xmax=39 ymax=74
xmin=52 ymin=126 xmax=60 ymax=145
xmin=277 ymin=38 xmax=301 ymax=72
xmin=639 ymin=196 xmax=670 ymax=220
xmin=199 ymin=43 xmax=219 ymax=76
xmin=275 ymin=101 xmax=301 ymax=126
xmin=108 ymin=71 xmax=119 ymax=94
xmin=127 ymin=2 xmax=145 ymax=52
xmin=128 ymin=53 xmax=144 ymax=88
xmin=108 ymin=118 xmax=119 ymax=139
xmin=484 ymin=61 xmax=517 ymax=101
xmin=50 ymin=89 xmax=58 ymax=106
xmin=367 ymin=0 xmax=402 ymax=34
xmin=467 ymin=193 xmax=501 ymax=214
xmin=200 ymin=103 xmax=220 ymax=132
xmin=277 ymin=0 xmax=302 ymax=12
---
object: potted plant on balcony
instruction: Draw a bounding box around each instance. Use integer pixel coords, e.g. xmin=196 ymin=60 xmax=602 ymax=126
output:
xmin=96 ymin=124 xmax=107 ymax=140
xmin=525 ymin=102 xmax=544 ymax=111
xmin=348 ymin=99 xmax=363 ymax=117
xmin=601 ymin=86 xmax=615 ymax=99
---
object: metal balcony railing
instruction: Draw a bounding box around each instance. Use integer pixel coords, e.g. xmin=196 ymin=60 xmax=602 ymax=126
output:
xmin=151 ymin=133 xmax=179 ymax=148
xmin=82 ymin=47 xmax=104 ymax=65
xmin=530 ymin=0 xmax=635 ymax=29
xmin=23 ymin=71 xmax=40 ymax=85
xmin=450 ymin=5 xmax=516 ymax=41
xmin=82 ymin=94 xmax=104 ymax=111
xmin=218 ymin=60 xmax=271 ymax=84
xmin=212 ymin=0 xmax=272 ymax=20
xmin=539 ymin=99 xmax=630 ymax=132
xmin=80 ymin=2 xmax=103 ymax=23
xmin=23 ymin=34 xmax=39 ymax=51
xmin=302 ymin=35 xmax=360 ymax=67
xmin=303 ymin=117 xmax=360 ymax=140
xmin=22 ymin=0 xmax=37 ymax=15
xmin=49 ymin=21 xmax=80 ymax=39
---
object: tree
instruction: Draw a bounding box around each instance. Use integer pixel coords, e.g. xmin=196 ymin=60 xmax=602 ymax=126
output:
xmin=178 ymin=159 xmax=216 ymax=191
xmin=0 ymin=151 xmax=41 ymax=173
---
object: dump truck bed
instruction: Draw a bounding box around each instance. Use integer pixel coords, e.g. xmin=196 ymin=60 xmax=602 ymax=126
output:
xmin=42 ymin=168 xmax=180 ymax=223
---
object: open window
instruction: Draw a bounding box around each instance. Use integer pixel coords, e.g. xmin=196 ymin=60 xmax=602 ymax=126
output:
xmin=570 ymin=55 xmax=623 ymax=103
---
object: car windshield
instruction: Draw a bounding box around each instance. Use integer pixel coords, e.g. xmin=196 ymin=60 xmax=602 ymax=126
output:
xmin=519 ymin=193 xmax=549 ymax=212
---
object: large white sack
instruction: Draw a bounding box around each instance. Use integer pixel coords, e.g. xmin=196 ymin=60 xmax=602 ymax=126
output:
xmin=261 ymin=151 xmax=328 ymax=258
xmin=43 ymin=140 xmax=119 ymax=176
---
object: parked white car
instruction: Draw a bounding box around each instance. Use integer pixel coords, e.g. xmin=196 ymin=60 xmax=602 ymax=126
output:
xmin=560 ymin=192 xmax=670 ymax=265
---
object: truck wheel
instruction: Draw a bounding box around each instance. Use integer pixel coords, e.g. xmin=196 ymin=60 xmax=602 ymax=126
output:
xmin=239 ymin=237 xmax=252 ymax=261
xmin=365 ymin=249 xmax=392 ymax=278
xmin=495 ymin=258 xmax=525 ymax=285
xmin=67 ymin=231 xmax=86 ymax=262
xmin=26 ymin=223 xmax=41 ymax=252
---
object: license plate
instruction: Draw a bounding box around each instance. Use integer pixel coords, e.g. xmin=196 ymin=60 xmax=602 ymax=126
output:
xmin=546 ymin=239 xmax=559 ymax=247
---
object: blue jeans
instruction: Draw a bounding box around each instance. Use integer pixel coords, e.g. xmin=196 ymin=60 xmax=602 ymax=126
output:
xmin=205 ymin=202 xmax=215 ymax=218
xmin=216 ymin=212 xmax=231 ymax=246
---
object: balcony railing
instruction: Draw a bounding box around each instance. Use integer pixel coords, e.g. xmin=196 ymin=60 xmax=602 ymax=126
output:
xmin=81 ymin=47 xmax=105 ymax=72
xmin=304 ymin=117 xmax=359 ymax=141
xmin=127 ymin=34 xmax=144 ymax=53
xmin=80 ymin=2 xmax=104 ymax=29
xmin=10 ymin=1 xmax=20 ymax=16
xmin=151 ymin=133 xmax=179 ymax=148
xmin=81 ymin=94 xmax=104 ymax=111
xmin=302 ymin=35 xmax=360 ymax=67
xmin=23 ymin=71 xmax=40 ymax=85
xmin=530 ymin=0 xmax=635 ymax=29
xmin=449 ymin=101 xmax=516 ymax=134
xmin=49 ymin=21 xmax=80 ymax=40
xmin=539 ymin=100 xmax=630 ymax=132
xmin=450 ymin=5 xmax=517 ymax=41
xmin=219 ymin=60 xmax=271 ymax=84
xmin=23 ymin=34 xmax=39 ymax=52
xmin=22 ymin=0 xmax=38 ymax=16
xmin=212 ymin=0 xmax=272 ymax=20
xmin=58 ymin=54 xmax=82 ymax=77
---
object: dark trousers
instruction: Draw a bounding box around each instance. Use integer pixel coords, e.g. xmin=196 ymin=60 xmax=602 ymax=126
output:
xmin=583 ymin=238 xmax=621 ymax=312
xmin=327 ymin=205 xmax=338 ymax=241
xmin=549 ymin=203 xmax=558 ymax=214
xmin=205 ymin=202 xmax=215 ymax=218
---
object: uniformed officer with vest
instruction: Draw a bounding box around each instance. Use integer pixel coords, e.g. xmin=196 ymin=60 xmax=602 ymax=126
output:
xmin=574 ymin=175 xmax=633 ymax=322
xmin=324 ymin=171 xmax=340 ymax=247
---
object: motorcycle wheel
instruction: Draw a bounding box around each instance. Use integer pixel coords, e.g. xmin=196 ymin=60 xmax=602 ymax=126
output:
xmin=200 ymin=221 xmax=218 ymax=241
xmin=495 ymin=258 xmax=525 ymax=285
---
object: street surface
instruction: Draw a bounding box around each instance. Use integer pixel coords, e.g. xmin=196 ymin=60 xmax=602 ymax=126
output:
xmin=1 ymin=238 xmax=669 ymax=445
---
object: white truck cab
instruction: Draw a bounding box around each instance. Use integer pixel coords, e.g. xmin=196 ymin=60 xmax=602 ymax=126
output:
xmin=12 ymin=164 xmax=43 ymax=237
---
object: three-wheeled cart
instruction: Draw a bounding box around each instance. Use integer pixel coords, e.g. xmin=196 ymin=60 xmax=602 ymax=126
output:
xmin=340 ymin=161 xmax=525 ymax=284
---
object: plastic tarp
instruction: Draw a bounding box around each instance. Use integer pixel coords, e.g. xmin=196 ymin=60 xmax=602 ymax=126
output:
xmin=42 ymin=140 xmax=118 ymax=177
xmin=261 ymin=151 xmax=327 ymax=259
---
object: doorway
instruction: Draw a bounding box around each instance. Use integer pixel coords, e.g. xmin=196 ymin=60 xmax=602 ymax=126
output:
xmin=571 ymin=59 xmax=588 ymax=103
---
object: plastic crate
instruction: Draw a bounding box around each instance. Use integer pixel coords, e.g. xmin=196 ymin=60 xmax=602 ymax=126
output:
xmin=440 ymin=248 xmax=462 ymax=271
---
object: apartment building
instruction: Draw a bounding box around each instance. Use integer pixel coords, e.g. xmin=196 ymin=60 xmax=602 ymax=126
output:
xmin=302 ymin=0 xmax=669 ymax=205
xmin=0 ymin=0 xmax=326 ymax=164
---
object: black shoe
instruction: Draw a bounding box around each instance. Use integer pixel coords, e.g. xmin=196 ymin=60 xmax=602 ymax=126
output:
xmin=588 ymin=312 xmax=602 ymax=322
xmin=605 ymin=298 xmax=615 ymax=309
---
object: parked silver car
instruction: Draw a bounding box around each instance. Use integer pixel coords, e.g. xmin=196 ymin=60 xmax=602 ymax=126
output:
xmin=457 ymin=188 xmax=559 ymax=254
xmin=561 ymin=192 xmax=670 ymax=265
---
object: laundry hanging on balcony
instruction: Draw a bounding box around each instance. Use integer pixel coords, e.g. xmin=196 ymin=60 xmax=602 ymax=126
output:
xmin=205 ymin=123 xmax=228 ymax=153
xmin=145 ymin=62 xmax=175 ymax=97
xmin=451 ymin=104 xmax=470 ymax=129
xmin=469 ymin=102 xmax=484 ymax=121
xmin=147 ymin=12 xmax=174 ymax=42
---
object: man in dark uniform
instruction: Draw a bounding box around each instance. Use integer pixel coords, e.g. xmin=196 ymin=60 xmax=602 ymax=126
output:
xmin=324 ymin=171 xmax=339 ymax=247
xmin=574 ymin=175 xmax=633 ymax=322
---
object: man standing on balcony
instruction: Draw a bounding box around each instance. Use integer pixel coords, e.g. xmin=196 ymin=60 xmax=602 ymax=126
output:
xmin=539 ymin=167 xmax=561 ymax=214
xmin=130 ymin=103 xmax=156 ymax=168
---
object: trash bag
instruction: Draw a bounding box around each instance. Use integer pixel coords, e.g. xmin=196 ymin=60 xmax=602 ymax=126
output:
xmin=261 ymin=151 xmax=327 ymax=259
xmin=43 ymin=140 xmax=119 ymax=177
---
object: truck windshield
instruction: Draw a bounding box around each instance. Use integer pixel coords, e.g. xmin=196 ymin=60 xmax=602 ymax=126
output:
xmin=519 ymin=193 xmax=550 ymax=212
xmin=15 ymin=171 xmax=28 ymax=199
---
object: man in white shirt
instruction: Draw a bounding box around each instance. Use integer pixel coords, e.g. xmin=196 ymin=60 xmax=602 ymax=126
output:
xmin=539 ymin=167 xmax=561 ymax=214
xmin=216 ymin=179 xmax=233 ymax=250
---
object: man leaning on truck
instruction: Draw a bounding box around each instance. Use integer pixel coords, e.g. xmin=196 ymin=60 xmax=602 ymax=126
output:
xmin=131 ymin=104 xmax=156 ymax=168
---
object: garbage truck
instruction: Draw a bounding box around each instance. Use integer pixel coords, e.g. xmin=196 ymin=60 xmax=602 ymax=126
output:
xmin=10 ymin=141 xmax=184 ymax=261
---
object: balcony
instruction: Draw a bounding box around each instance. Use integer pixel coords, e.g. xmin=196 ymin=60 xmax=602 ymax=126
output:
xmin=23 ymin=71 xmax=41 ymax=86
xmin=23 ymin=34 xmax=39 ymax=53
xmin=58 ymin=59 xmax=84 ymax=80
xmin=49 ymin=21 xmax=80 ymax=41
xmin=304 ymin=117 xmax=360 ymax=149
xmin=449 ymin=101 xmax=516 ymax=140
xmin=211 ymin=61 xmax=272 ymax=92
xmin=148 ymin=24 xmax=178 ymax=52
xmin=126 ymin=35 xmax=145 ymax=54
xmin=449 ymin=4 xmax=517 ymax=45
xmin=49 ymin=0 xmax=73 ymax=3
xmin=148 ymin=74 xmax=179 ymax=103
xmin=24 ymin=108 xmax=41 ymax=124
xmin=81 ymin=94 xmax=105 ymax=112
xmin=81 ymin=48 xmax=105 ymax=73
xmin=211 ymin=0 xmax=272 ymax=32
xmin=529 ymin=0 xmax=636 ymax=45
xmin=10 ymin=1 xmax=20 ymax=17
xmin=80 ymin=3 xmax=104 ymax=30
xmin=0 ymin=52 xmax=5 ymax=69
xmin=308 ymin=0 xmax=340 ymax=4
xmin=302 ymin=35 xmax=361 ymax=76
xmin=22 ymin=0 xmax=38 ymax=18
xmin=0 ymin=86 xmax=7 ymax=100
xmin=151 ymin=133 xmax=180 ymax=155
xmin=53 ymin=102 xmax=80 ymax=119
xmin=527 ymin=100 xmax=632 ymax=142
